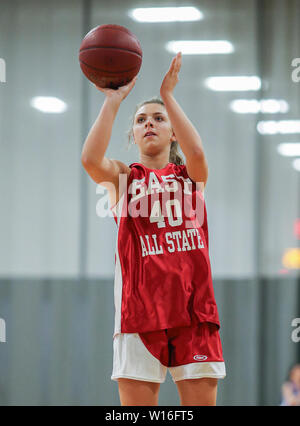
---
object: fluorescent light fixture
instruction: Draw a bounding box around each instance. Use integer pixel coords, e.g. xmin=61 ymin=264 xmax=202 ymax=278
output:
xmin=277 ymin=143 xmax=300 ymax=157
xmin=30 ymin=96 xmax=67 ymax=113
xmin=260 ymin=99 xmax=289 ymax=114
xmin=205 ymin=76 xmax=261 ymax=91
xmin=293 ymin=158 xmax=300 ymax=171
xmin=166 ymin=40 xmax=233 ymax=55
xmin=257 ymin=120 xmax=300 ymax=135
xmin=129 ymin=7 xmax=203 ymax=23
xmin=230 ymin=99 xmax=289 ymax=114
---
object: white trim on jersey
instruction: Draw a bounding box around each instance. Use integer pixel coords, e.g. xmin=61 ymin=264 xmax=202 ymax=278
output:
xmin=112 ymin=193 xmax=126 ymax=338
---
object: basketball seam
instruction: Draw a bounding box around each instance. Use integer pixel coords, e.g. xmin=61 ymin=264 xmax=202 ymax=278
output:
xmin=79 ymin=46 xmax=142 ymax=57
xmin=79 ymin=59 xmax=140 ymax=74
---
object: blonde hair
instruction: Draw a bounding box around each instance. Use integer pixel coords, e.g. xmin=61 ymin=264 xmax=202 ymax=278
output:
xmin=126 ymin=97 xmax=184 ymax=166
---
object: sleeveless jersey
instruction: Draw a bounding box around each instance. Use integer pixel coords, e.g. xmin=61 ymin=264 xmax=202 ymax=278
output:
xmin=110 ymin=162 xmax=220 ymax=338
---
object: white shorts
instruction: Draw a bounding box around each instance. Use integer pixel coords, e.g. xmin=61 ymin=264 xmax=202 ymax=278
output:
xmin=111 ymin=332 xmax=226 ymax=383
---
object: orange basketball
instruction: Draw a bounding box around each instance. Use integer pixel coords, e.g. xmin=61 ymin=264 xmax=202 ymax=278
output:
xmin=79 ymin=24 xmax=143 ymax=89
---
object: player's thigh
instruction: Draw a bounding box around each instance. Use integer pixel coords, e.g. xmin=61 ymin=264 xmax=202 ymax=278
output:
xmin=118 ymin=378 xmax=161 ymax=406
xmin=175 ymin=377 xmax=218 ymax=406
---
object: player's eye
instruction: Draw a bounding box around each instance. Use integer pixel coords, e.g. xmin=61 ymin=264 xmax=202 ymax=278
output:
xmin=137 ymin=117 xmax=144 ymax=123
xmin=156 ymin=116 xmax=163 ymax=121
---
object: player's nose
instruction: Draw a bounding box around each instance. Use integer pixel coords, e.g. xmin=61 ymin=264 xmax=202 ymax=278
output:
xmin=145 ymin=118 xmax=154 ymax=128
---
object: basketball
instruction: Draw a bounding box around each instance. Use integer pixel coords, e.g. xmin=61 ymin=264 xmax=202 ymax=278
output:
xmin=79 ymin=24 xmax=143 ymax=89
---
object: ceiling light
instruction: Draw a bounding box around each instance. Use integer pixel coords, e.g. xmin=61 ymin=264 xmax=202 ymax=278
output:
xmin=277 ymin=143 xmax=300 ymax=156
xmin=129 ymin=7 xmax=203 ymax=23
xmin=257 ymin=120 xmax=300 ymax=135
xmin=230 ymin=99 xmax=289 ymax=114
xmin=260 ymin=99 xmax=289 ymax=113
xmin=205 ymin=76 xmax=261 ymax=91
xmin=292 ymin=158 xmax=300 ymax=171
xmin=30 ymin=96 xmax=67 ymax=113
xmin=166 ymin=40 xmax=233 ymax=55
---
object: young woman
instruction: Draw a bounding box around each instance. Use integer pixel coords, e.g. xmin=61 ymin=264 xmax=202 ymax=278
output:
xmin=81 ymin=52 xmax=226 ymax=406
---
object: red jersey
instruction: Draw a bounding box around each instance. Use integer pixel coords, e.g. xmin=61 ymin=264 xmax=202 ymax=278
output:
xmin=110 ymin=162 xmax=220 ymax=338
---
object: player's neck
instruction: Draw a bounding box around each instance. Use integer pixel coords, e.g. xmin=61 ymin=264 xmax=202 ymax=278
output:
xmin=139 ymin=156 xmax=169 ymax=170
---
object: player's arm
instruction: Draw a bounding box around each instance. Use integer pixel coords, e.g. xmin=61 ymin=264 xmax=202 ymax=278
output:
xmin=161 ymin=93 xmax=208 ymax=189
xmin=160 ymin=53 xmax=208 ymax=188
xmin=81 ymin=78 xmax=136 ymax=185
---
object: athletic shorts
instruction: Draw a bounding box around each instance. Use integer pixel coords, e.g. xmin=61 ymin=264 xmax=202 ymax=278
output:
xmin=111 ymin=314 xmax=226 ymax=383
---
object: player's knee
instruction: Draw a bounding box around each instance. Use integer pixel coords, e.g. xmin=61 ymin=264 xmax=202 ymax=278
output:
xmin=176 ymin=377 xmax=218 ymax=406
xmin=118 ymin=378 xmax=160 ymax=405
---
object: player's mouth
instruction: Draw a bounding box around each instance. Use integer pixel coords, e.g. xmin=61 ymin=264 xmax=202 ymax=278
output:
xmin=144 ymin=131 xmax=157 ymax=138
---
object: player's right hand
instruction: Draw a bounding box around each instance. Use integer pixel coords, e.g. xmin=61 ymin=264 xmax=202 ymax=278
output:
xmin=94 ymin=76 xmax=137 ymax=102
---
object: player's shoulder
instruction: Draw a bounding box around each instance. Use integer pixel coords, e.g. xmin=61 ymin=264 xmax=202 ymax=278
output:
xmin=112 ymin=159 xmax=131 ymax=177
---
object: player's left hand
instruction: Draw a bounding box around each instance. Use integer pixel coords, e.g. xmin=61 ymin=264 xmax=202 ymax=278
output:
xmin=160 ymin=52 xmax=182 ymax=98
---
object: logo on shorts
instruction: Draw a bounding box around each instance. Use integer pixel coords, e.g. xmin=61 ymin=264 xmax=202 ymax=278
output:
xmin=193 ymin=355 xmax=208 ymax=361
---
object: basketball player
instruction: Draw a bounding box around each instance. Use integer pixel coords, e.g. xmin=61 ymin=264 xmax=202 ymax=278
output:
xmin=81 ymin=52 xmax=226 ymax=406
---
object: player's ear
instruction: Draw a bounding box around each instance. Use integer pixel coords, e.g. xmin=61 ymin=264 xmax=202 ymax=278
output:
xmin=170 ymin=130 xmax=177 ymax=142
xmin=130 ymin=129 xmax=136 ymax=145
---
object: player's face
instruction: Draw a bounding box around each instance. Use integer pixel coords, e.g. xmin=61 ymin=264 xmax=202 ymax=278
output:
xmin=132 ymin=103 xmax=176 ymax=151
